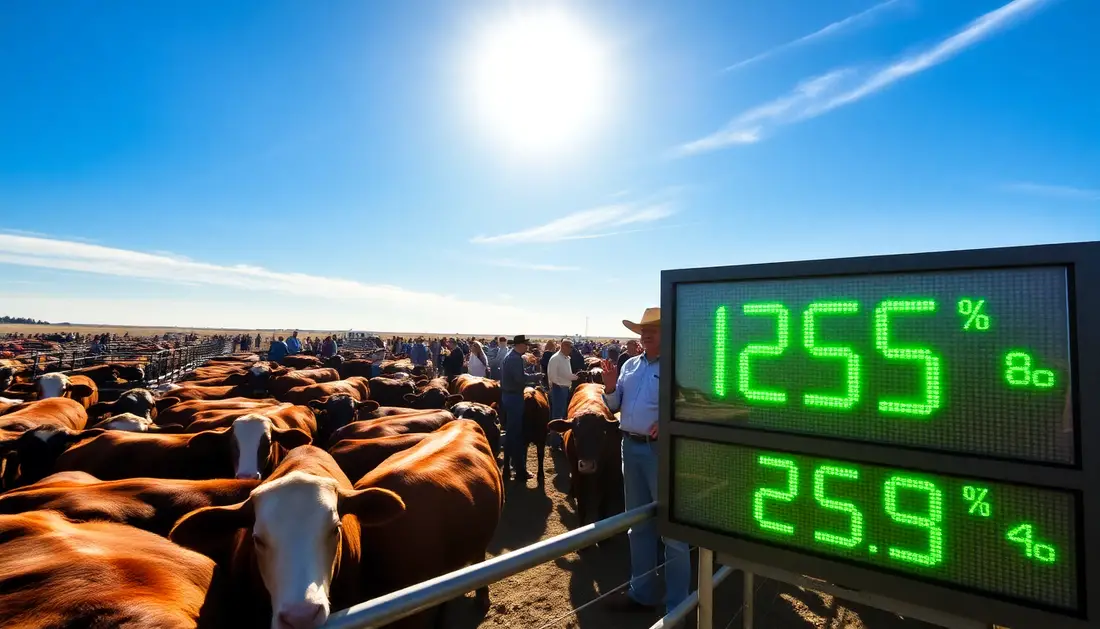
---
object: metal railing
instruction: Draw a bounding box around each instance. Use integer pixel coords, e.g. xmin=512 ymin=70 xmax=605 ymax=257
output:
xmin=322 ymin=502 xmax=657 ymax=629
xmin=24 ymin=339 xmax=233 ymax=385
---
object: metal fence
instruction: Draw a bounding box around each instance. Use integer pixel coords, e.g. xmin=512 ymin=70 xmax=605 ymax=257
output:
xmin=24 ymin=338 xmax=233 ymax=384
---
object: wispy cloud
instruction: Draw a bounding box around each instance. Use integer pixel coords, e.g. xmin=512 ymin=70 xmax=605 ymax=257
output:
xmin=723 ymin=0 xmax=906 ymax=73
xmin=470 ymin=202 xmax=675 ymax=245
xmin=0 ymin=233 xmax=507 ymax=311
xmin=486 ymin=259 xmax=581 ymax=272
xmin=1003 ymin=182 xmax=1100 ymax=201
xmin=681 ymin=0 xmax=1055 ymax=155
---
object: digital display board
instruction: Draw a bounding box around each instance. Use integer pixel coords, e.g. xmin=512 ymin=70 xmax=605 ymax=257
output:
xmin=671 ymin=438 xmax=1080 ymax=611
xmin=673 ymin=266 xmax=1074 ymax=463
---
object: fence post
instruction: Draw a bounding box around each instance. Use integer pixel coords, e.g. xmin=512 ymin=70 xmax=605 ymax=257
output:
xmin=742 ymin=570 xmax=754 ymax=629
xmin=698 ymin=548 xmax=714 ymax=629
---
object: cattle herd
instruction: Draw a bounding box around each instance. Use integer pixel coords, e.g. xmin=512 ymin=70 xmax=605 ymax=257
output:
xmin=0 ymin=345 xmax=626 ymax=629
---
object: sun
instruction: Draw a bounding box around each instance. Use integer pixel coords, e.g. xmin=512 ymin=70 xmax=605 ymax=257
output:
xmin=466 ymin=8 xmax=610 ymax=158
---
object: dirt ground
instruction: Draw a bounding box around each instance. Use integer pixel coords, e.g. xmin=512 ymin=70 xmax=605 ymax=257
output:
xmin=437 ymin=447 xmax=942 ymax=629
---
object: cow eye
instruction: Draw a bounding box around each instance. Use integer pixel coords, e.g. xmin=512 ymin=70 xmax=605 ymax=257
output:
xmin=331 ymin=522 xmax=342 ymax=537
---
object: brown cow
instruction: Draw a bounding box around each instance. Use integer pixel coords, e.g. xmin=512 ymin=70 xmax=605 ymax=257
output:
xmin=50 ymin=415 xmax=311 ymax=482
xmin=89 ymin=412 xmax=185 ymax=434
xmin=156 ymin=397 xmax=280 ymax=429
xmin=183 ymin=404 xmax=317 ymax=440
xmin=268 ymin=368 xmax=340 ymax=397
xmin=170 ymin=446 xmax=406 ymax=629
xmin=306 ymin=394 xmax=381 ymax=444
xmin=0 ymin=473 xmax=260 ymax=536
xmin=548 ymin=383 xmax=624 ymax=526
xmin=31 ymin=372 xmax=99 ymax=409
xmin=0 ymin=510 xmax=220 ymax=628
xmin=328 ymin=409 xmax=455 ymax=446
xmin=451 ymin=374 xmax=502 ymax=408
xmin=87 ymin=387 xmax=165 ymax=421
xmin=521 ymin=386 xmax=551 ymax=482
xmin=403 ymin=377 xmax=462 ymax=410
xmin=280 ymin=354 xmax=323 ymax=369
xmin=278 ymin=377 xmax=370 ymax=406
xmin=328 ymin=433 xmax=431 ymax=483
xmin=337 ymin=358 xmax=374 ymax=379
xmin=355 ymin=419 xmax=503 ymax=627
xmin=366 ymin=376 xmax=417 ymax=407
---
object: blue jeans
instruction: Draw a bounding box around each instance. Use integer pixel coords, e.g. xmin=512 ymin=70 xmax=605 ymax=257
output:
xmin=549 ymin=385 xmax=569 ymax=447
xmin=623 ymin=438 xmax=690 ymax=612
xmin=501 ymin=392 xmax=526 ymax=476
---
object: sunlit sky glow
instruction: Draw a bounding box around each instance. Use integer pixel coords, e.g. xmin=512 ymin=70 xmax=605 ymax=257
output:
xmin=0 ymin=0 xmax=1096 ymax=336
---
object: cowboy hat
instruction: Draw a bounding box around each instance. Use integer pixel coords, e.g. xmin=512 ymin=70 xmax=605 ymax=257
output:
xmin=511 ymin=334 xmax=531 ymax=346
xmin=623 ymin=307 xmax=661 ymax=335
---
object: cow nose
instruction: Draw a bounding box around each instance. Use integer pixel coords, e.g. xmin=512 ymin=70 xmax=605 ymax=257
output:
xmin=276 ymin=602 xmax=327 ymax=629
xmin=577 ymin=459 xmax=599 ymax=474
xmin=236 ymin=472 xmax=262 ymax=481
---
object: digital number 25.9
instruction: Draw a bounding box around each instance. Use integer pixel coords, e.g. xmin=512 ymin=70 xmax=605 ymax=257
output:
xmin=752 ymin=454 xmax=944 ymax=567
xmin=716 ymin=300 xmax=942 ymax=417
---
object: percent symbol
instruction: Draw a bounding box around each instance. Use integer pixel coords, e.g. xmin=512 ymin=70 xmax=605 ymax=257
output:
xmin=957 ymin=299 xmax=991 ymax=331
xmin=963 ymin=485 xmax=992 ymax=517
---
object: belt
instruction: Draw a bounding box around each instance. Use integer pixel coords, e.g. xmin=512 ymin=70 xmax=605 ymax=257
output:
xmin=622 ymin=430 xmax=656 ymax=443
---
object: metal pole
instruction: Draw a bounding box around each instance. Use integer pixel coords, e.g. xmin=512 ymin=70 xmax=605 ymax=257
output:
xmin=648 ymin=566 xmax=733 ymax=629
xmin=742 ymin=571 xmax=754 ymax=629
xmin=322 ymin=502 xmax=656 ymax=629
xmin=698 ymin=548 xmax=714 ymax=629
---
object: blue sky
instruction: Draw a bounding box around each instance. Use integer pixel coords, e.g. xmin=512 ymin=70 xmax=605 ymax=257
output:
xmin=0 ymin=0 xmax=1096 ymax=336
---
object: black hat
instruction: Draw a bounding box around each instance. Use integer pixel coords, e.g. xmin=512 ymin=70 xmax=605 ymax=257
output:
xmin=511 ymin=335 xmax=530 ymax=346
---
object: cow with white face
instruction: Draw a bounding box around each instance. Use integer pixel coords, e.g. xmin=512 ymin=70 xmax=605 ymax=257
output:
xmin=35 ymin=373 xmax=97 ymax=403
xmin=89 ymin=412 xmax=185 ymax=434
xmin=229 ymin=414 xmax=311 ymax=481
xmin=170 ymin=446 xmax=405 ymax=629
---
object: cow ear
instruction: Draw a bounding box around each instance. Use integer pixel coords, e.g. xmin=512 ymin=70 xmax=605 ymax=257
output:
xmin=308 ymin=398 xmax=328 ymax=411
xmin=444 ymin=394 xmax=463 ymax=408
xmin=155 ymin=397 xmax=181 ymax=412
xmin=338 ymin=487 xmax=405 ymax=527
xmin=68 ymin=384 xmax=95 ymax=399
xmin=402 ymin=393 xmax=417 ymax=403
xmin=604 ymin=418 xmax=621 ymax=431
xmin=548 ymin=419 xmax=574 ymax=433
xmin=170 ymin=500 xmax=255 ymax=561
xmin=272 ymin=427 xmax=311 ymax=449
xmin=414 ymin=379 xmax=428 ymax=388
xmin=355 ymin=399 xmax=379 ymax=412
xmin=155 ymin=423 xmax=186 ymax=434
xmin=490 ymin=402 xmax=499 ymax=411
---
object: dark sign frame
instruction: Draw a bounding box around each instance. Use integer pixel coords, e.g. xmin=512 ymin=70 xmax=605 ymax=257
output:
xmin=658 ymin=241 xmax=1100 ymax=628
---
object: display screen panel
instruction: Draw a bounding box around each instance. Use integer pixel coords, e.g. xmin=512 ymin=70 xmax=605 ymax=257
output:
xmin=673 ymin=266 xmax=1074 ymax=463
xmin=671 ymin=438 xmax=1080 ymax=612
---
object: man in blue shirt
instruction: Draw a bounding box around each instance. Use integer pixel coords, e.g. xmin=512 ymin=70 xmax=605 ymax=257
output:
xmin=601 ymin=307 xmax=689 ymax=616
xmin=268 ymin=336 xmax=290 ymax=363
xmin=285 ymin=331 xmax=302 ymax=355
xmin=409 ymin=338 xmax=429 ymax=367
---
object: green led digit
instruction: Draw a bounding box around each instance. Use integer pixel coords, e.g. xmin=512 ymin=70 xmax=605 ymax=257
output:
xmin=803 ymin=301 xmax=862 ymax=410
xmin=714 ymin=305 xmax=729 ymax=398
xmin=739 ymin=303 xmax=790 ymax=404
xmin=883 ymin=475 xmax=944 ymax=567
xmin=812 ymin=464 xmax=864 ymax=548
xmin=753 ymin=455 xmax=799 ymax=536
xmin=874 ymin=300 xmax=942 ymax=417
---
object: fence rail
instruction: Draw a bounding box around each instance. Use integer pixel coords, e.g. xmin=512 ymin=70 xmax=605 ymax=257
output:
xmin=24 ymin=339 xmax=233 ymax=385
xmin=322 ymin=502 xmax=658 ymax=629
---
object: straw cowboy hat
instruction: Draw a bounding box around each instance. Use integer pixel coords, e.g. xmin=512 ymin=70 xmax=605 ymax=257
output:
xmin=623 ymin=307 xmax=661 ymax=335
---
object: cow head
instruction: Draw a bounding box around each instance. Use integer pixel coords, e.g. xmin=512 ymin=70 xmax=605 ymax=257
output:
xmin=88 ymin=388 xmax=157 ymax=421
xmin=192 ymin=415 xmax=311 ymax=480
xmin=249 ymin=364 xmax=277 ymax=395
xmin=0 ymin=367 xmax=13 ymax=392
xmin=549 ymin=413 xmax=620 ymax=474
xmin=307 ymin=395 xmax=379 ymax=442
xmin=0 ymin=426 xmax=106 ymax=487
xmin=450 ymin=401 xmax=500 ymax=456
xmin=170 ymin=470 xmax=405 ymax=629
xmin=402 ymin=388 xmax=462 ymax=410
xmin=35 ymin=373 xmax=95 ymax=400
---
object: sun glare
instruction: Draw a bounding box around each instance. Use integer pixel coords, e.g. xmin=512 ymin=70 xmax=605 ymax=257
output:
xmin=467 ymin=8 xmax=610 ymax=158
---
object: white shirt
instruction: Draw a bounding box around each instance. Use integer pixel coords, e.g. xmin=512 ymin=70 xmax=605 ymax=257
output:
xmin=468 ymin=352 xmax=488 ymax=377
xmin=603 ymin=354 xmax=660 ymax=435
xmin=547 ymin=351 xmax=575 ymax=388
